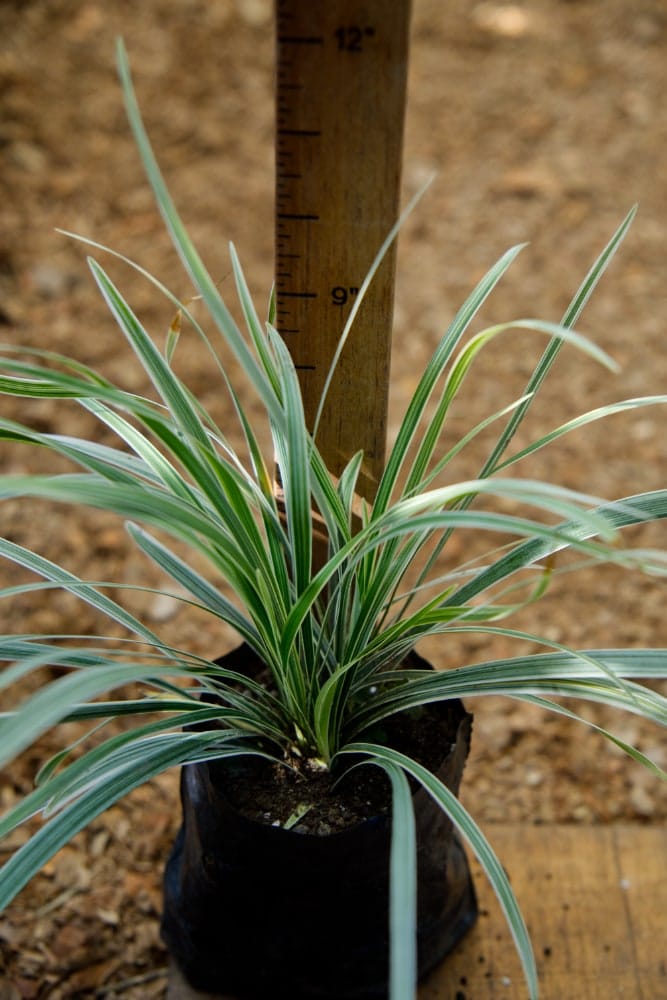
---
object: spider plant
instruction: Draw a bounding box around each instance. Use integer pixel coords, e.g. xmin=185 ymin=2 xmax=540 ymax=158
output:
xmin=1 ymin=41 xmax=666 ymax=1000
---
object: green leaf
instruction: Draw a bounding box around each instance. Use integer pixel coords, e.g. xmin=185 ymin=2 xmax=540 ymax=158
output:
xmin=269 ymin=327 xmax=312 ymax=595
xmin=0 ymin=656 xmax=195 ymax=769
xmin=125 ymin=524 xmax=263 ymax=651
xmin=480 ymin=206 xmax=637 ymax=477
xmin=115 ymin=40 xmax=283 ymax=429
xmin=373 ymin=242 xmax=526 ymax=518
xmin=404 ymin=318 xmax=618 ymax=497
xmin=353 ymin=650 xmax=667 ymax=733
xmin=88 ymin=259 xmax=210 ymax=449
xmin=444 ymin=490 xmax=667 ymax=608
xmin=0 ymin=733 xmax=256 ymax=911
xmin=0 ymin=538 xmax=161 ymax=644
xmin=343 ymin=743 xmax=538 ymax=1000
xmin=382 ymin=762 xmax=417 ymax=1000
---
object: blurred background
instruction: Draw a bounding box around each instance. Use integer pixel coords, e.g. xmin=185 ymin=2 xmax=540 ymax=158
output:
xmin=1 ymin=1 xmax=665 ymax=994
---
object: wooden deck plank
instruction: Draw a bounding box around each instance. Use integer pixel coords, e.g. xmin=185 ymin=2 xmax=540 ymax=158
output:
xmin=420 ymin=824 xmax=667 ymax=999
xmin=614 ymin=826 xmax=667 ymax=994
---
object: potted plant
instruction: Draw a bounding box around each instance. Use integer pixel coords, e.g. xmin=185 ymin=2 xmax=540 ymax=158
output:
xmin=1 ymin=42 xmax=666 ymax=1000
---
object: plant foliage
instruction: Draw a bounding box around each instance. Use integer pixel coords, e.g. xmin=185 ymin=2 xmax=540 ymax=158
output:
xmin=1 ymin=41 xmax=666 ymax=1000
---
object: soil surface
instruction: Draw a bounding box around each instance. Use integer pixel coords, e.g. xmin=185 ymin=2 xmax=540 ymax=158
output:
xmin=1 ymin=1 xmax=666 ymax=997
xmin=220 ymin=676 xmax=466 ymax=835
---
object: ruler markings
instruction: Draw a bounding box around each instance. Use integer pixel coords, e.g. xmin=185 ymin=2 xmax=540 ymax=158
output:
xmin=277 ymin=213 xmax=319 ymax=222
xmin=275 ymin=2 xmax=410 ymax=499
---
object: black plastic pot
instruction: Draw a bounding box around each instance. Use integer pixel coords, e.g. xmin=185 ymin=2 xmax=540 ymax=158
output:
xmin=161 ymin=645 xmax=477 ymax=999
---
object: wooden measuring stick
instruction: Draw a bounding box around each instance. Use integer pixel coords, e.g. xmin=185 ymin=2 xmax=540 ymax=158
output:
xmin=275 ymin=0 xmax=412 ymax=503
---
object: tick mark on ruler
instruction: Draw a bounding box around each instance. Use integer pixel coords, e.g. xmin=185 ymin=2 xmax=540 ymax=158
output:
xmin=277 ymin=129 xmax=322 ymax=137
xmin=278 ymin=213 xmax=320 ymax=221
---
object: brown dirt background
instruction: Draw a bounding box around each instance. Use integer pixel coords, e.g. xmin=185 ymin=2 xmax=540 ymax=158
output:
xmin=0 ymin=1 xmax=666 ymax=996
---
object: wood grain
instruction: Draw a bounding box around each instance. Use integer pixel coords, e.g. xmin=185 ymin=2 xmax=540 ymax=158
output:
xmin=274 ymin=0 xmax=411 ymax=499
xmin=421 ymin=824 xmax=667 ymax=999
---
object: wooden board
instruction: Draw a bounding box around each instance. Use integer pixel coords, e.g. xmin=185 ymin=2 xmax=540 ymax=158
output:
xmin=420 ymin=824 xmax=667 ymax=1000
xmin=168 ymin=825 xmax=667 ymax=999
xmin=274 ymin=0 xmax=411 ymax=500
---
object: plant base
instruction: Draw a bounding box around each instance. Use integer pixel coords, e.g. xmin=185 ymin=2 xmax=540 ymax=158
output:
xmin=161 ymin=646 xmax=478 ymax=999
